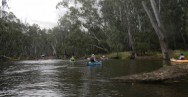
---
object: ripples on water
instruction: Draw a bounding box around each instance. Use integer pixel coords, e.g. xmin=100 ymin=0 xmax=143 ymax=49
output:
xmin=0 ymin=59 xmax=188 ymax=97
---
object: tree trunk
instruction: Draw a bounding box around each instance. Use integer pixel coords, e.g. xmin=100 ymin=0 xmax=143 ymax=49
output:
xmin=127 ymin=17 xmax=135 ymax=51
xmin=51 ymin=44 xmax=56 ymax=55
xmin=126 ymin=2 xmax=136 ymax=56
xmin=64 ymin=49 xmax=67 ymax=59
xmin=159 ymin=39 xmax=169 ymax=60
xmin=89 ymin=44 xmax=109 ymax=53
xmin=180 ymin=31 xmax=187 ymax=48
xmin=142 ymin=1 xmax=169 ymax=60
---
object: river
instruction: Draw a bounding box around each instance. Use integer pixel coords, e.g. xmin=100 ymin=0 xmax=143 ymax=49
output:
xmin=0 ymin=59 xmax=188 ymax=97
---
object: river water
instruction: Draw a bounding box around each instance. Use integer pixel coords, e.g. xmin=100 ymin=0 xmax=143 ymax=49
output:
xmin=0 ymin=59 xmax=188 ymax=97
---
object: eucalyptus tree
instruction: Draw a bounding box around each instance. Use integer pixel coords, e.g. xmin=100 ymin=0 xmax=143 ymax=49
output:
xmin=0 ymin=11 xmax=29 ymax=58
xmin=161 ymin=0 xmax=188 ymax=49
xmin=141 ymin=0 xmax=188 ymax=59
xmin=56 ymin=0 xmax=150 ymax=55
xmin=1 ymin=0 xmax=7 ymax=8
xmin=47 ymin=26 xmax=68 ymax=57
xmin=0 ymin=3 xmax=53 ymax=59
xmin=100 ymin=0 xmax=146 ymax=54
xmin=98 ymin=0 xmax=126 ymax=53
xmin=1 ymin=0 xmax=9 ymax=18
xmin=142 ymin=0 xmax=169 ymax=59
xmin=47 ymin=27 xmax=59 ymax=56
xmin=57 ymin=0 xmax=111 ymax=55
xmin=37 ymin=29 xmax=52 ymax=56
xmin=55 ymin=0 xmax=188 ymax=58
xmin=75 ymin=0 xmax=111 ymax=53
xmin=25 ymin=24 xmax=45 ymax=57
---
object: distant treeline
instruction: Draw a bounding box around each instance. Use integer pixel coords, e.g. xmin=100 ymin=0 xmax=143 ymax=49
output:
xmin=1 ymin=0 xmax=188 ymax=59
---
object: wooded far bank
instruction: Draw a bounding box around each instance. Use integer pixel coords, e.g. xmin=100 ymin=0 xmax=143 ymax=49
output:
xmin=1 ymin=0 xmax=188 ymax=60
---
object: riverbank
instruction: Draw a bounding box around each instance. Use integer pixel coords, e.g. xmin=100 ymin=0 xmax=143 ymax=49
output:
xmin=1 ymin=50 xmax=187 ymax=62
xmin=111 ymin=65 xmax=188 ymax=83
xmin=0 ymin=55 xmax=13 ymax=62
xmin=98 ymin=51 xmax=163 ymax=60
xmin=102 ymin=50 xmax=188 ymax=60
xmin=108 ymin=51 xmax=188 ymax=83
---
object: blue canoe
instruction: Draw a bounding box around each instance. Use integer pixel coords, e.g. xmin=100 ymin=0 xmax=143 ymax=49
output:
xmin=87 ymin=61 xmax=102 ymax=67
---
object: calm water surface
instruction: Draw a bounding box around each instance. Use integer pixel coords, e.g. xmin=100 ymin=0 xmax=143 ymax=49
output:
xmin=0 ymin=59 xmax=188 ymax=97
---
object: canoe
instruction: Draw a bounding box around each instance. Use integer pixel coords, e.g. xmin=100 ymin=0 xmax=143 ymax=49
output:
xmin=69 ymin=60 xmax=76 ymax=64
xmin=87 ymin=61 xmax=102 ymax=67
xmin=170 ymin=58 xmax=188 ymax=65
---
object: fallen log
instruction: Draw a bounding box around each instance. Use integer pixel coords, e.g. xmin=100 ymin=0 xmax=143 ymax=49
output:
xmin=111 ymin=65 xmax=188 ymax=83
xmin=0 ymin=55 xmax=11 ymax=62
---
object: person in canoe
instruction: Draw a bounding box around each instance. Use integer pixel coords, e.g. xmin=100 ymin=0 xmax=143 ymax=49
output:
xmin=100 ymin=55 xmax=108 ymax=61
xmin=90 ymin=54 xmax=96 ymax=62
xmin=70 ymin=56 xmax=75 ymax=63
xmin=178 ymin=53 xmax=185 ymax=60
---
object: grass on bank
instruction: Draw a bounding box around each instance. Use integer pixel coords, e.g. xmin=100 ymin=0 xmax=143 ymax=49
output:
xmin=96 ymin=51 xmax=178 ymax=60
xmin=103 ymin=50 xmax=188 ymax=60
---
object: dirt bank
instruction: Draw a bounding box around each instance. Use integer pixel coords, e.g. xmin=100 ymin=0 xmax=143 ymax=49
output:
xmin=111 ymin=65 xmax=188 ymax=83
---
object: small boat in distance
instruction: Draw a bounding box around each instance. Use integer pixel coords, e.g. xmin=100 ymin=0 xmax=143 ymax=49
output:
xmin=69 ymin=56 xmax=76 ymax=64
xmin=87 ymin=61 xmax=102 ymax=67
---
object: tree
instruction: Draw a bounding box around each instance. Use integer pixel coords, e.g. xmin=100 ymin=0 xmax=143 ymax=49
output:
xmin=142 ymin=0 xmax=169 ymax=59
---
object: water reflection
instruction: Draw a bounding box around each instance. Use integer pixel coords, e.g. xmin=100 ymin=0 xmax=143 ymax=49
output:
xmin=0 ymin=59 xmax=188 ymax=97
xmin=86 ymin=64 xmax=102 ymax=80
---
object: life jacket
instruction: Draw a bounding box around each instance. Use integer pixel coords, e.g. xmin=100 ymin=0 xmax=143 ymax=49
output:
xmin=179 ymin=55 xmax=185 ymax=60
xmin=90 ymin=57 xmax=95 ymax=62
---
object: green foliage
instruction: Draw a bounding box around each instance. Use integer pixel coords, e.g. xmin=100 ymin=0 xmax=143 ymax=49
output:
xmin=2 ymin=0 xmax=188 ymax=59
xmin=0 ymin=11 xmax=54 ymax=58
xmin=134 ymin=31 xmax=160 ymax=55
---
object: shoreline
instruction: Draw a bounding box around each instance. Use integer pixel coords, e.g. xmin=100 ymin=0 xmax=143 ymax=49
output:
xmin=111 ymin=65 xmax=188 ymax=83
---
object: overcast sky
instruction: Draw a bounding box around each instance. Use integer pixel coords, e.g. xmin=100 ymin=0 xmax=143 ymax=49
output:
xmin=7 ymin=0 xmax=63 ymax=29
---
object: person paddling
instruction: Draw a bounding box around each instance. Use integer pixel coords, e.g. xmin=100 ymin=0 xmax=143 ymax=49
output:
xmin=70 ymin=56 xmax=75 ymax=62
xmin=90 ymin=54 xmax=96 ymax=62
xmin=179 ymin=53 xmax=185 ymax=60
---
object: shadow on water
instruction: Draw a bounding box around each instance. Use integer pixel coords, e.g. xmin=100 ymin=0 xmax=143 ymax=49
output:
xmin=0 ymin=59 xmax=188 ymax=97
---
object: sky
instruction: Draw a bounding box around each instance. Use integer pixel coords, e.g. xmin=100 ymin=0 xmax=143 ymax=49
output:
xmin=7 ymin=0 xmax=63 ymax=29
